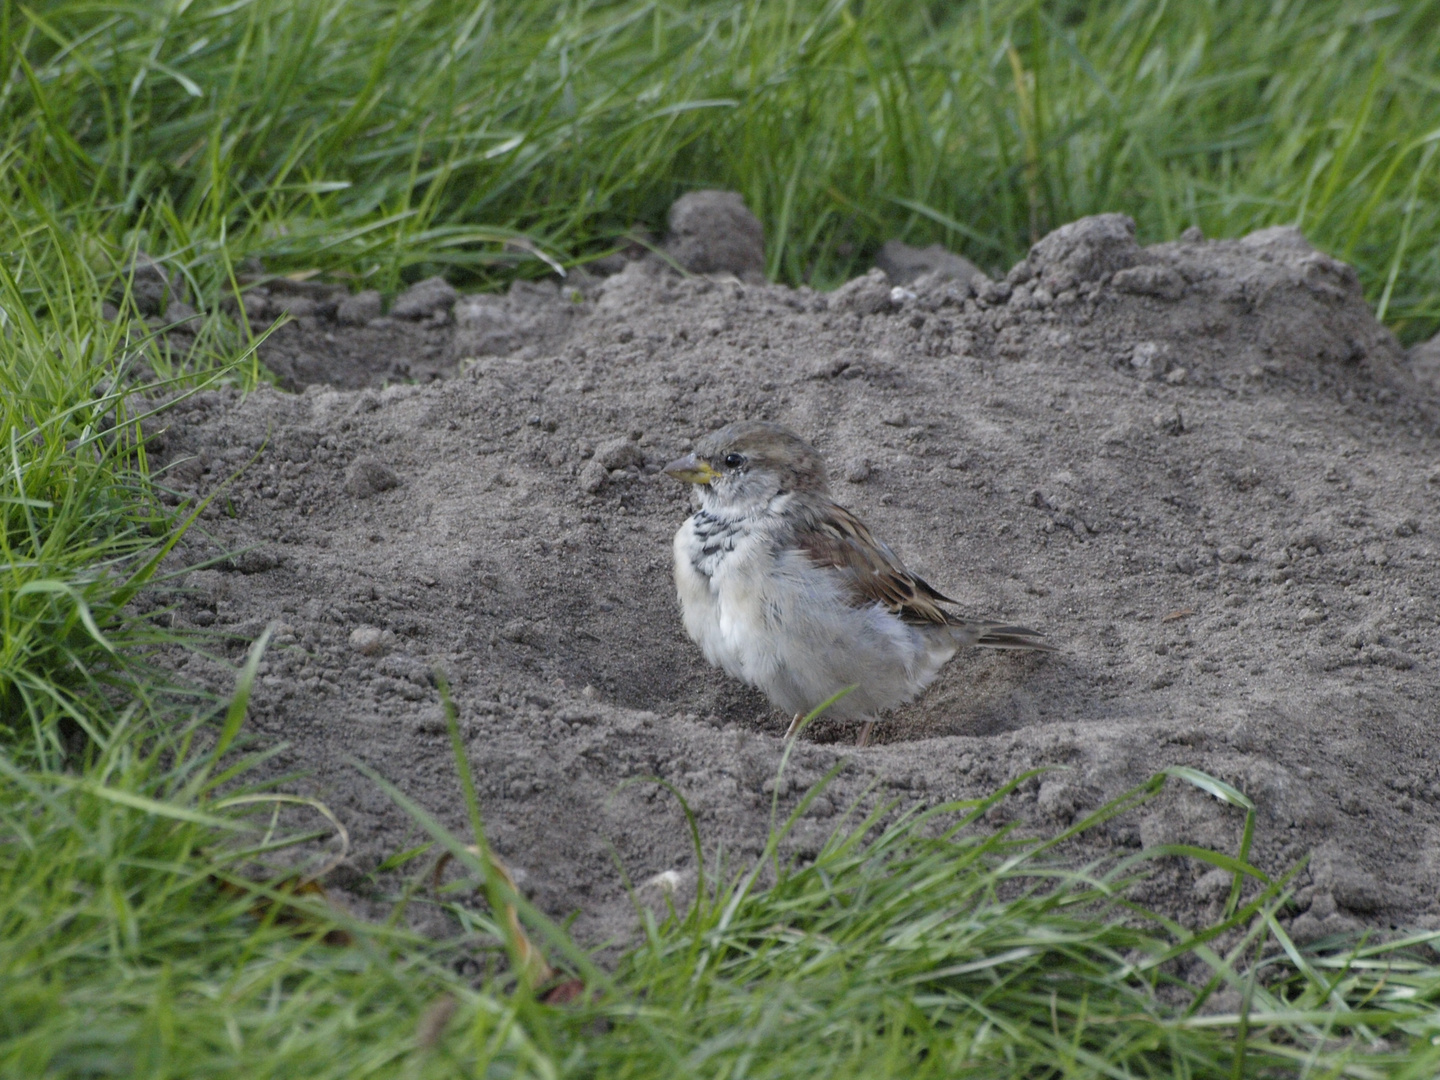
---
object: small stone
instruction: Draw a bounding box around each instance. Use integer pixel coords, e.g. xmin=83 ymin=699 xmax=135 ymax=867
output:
xmin=642 ymin=869 xmax=689 ymax=895
xmin=1164 ymin=366 xmax=1188 ymax=385
xmin=344 ymin=457 xmax=401 ymax=498
xmin=1298 ymin=607 xmax=1325 ymax=627
xmin=579 ymin=459 xmax=609 ymax=494
xmin=337 ymin=289 xmax=383 ymax=325
xmin=844 ymin=458 xmax=872 ymax=484
xmin=595 ymin=436 xmax=644 ymax=471
xmin=390 ymin=276 xmax=458 ymax=320
xmin=349 ymin=626 xmax=389 ymax=656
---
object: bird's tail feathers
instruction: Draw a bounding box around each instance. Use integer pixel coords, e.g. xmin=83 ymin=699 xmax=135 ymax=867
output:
xmin=967 ymin=623 xmax=1057 ymax=652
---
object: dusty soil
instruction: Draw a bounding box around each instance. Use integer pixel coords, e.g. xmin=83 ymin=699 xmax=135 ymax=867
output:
xmin=149 ymin=210 xmax=1440 ymax=947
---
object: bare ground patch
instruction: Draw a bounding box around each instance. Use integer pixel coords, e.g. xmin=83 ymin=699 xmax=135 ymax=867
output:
xmin=150 ymin=213 xmax=1440 ymax=945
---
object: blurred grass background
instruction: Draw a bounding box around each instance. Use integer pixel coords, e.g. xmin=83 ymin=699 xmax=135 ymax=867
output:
xmin=5 ymin=0 xmax=1439 ymax=338
xmin=4 ymin=2 xmax=1440 ymax=1075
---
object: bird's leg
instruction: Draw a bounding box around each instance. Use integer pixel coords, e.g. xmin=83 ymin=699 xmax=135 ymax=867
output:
xmin=855 ymin=721 xmax=875 ymax=748
xmin=784 ymin=713 xmax=804 ymax=740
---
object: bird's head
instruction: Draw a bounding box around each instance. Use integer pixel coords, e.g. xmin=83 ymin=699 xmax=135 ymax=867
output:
xmin=664 ymin=420 xmax=829 ymax=514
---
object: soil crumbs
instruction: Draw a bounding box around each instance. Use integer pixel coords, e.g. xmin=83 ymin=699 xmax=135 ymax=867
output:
xmin=152 ymin=212 xmax=1440 ymax=948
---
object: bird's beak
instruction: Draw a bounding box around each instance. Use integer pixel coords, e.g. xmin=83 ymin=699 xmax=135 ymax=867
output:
xmin=663 ymin=453 xmax=721 ymax=485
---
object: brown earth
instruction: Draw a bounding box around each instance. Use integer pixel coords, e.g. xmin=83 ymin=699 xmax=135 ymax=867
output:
xmin=147 ymin=207 xmax=1440 ymax=947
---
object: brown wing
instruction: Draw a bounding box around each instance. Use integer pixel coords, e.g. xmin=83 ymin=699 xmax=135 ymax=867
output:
xmin=792 ymin=500 xmax=957 ymax=626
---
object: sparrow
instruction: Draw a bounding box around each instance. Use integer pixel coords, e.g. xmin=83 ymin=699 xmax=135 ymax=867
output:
xmin=664 ymin=421 xmax=1054 ymax=747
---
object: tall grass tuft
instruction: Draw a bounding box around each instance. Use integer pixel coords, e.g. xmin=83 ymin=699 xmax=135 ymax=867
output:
xmin=1 ymin=208 xmax=177 ymax=764
xmin=3 ymin=0 xmax=1438 ymax=338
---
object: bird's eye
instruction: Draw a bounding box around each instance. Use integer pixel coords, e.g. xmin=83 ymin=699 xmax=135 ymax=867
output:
xmin=724 ymin=452 xmax=745 ymax=469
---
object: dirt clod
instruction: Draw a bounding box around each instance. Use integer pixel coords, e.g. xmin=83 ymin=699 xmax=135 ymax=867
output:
xmin=343 ymin=457 xmax=401 ymax=498
xmin=829 ymin=267 xmax=894 ymax=315
xmin=1409 ymin=332 xmax=1440 ymax=396
xmin=337 ymin=290 xmax=383 ymax=326
xmin=349 ymin=626 xmax=392 ymax=656
xmin=664 ymin=190 xmax=766 ymax=280
xmin=594 ymin=436 xmax=644 ymax=471
xmin=390 ymin=276 xmax=459 ymax=320
xmin=874 ymin=240 xmax=981 ymax=286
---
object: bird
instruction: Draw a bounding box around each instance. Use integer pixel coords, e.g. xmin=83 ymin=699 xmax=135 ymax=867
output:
xmin=663 ymin=420 xmax=1054 ymax=747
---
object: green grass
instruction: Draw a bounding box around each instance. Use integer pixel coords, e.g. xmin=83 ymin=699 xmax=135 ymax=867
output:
xmin=4 ymin=0 xmax=1440 ymax=1075
xmin=4 ymin=0 xmax=1440 ymax=338
xmin=4 ymin=677 xmax=1440 ymax=1078
xmin=0 ymin=196 xmax=260 ymax=768
xmin=0 ymin=211 xmax=175 ymax=765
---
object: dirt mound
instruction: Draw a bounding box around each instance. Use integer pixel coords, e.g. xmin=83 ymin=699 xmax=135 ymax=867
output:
xmin=154 ymin=211 xmax=1440 ymax=946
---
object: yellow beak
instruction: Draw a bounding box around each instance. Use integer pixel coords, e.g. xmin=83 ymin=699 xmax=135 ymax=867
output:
xmin=663 ymin=453 xmax=721 ymax=485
